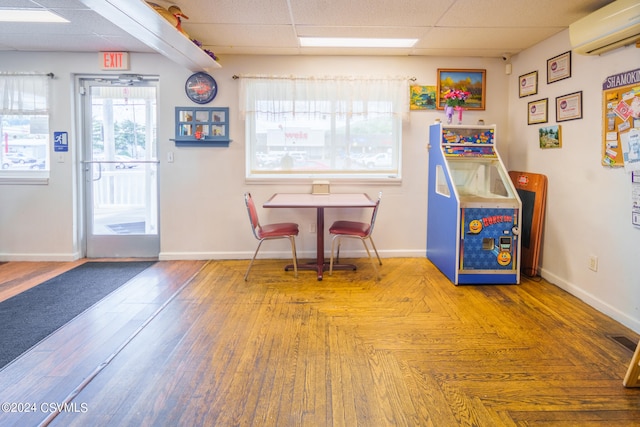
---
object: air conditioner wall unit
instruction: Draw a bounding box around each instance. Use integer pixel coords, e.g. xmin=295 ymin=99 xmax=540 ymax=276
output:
xmin=569 ymin=0 xmax=640 ymax=55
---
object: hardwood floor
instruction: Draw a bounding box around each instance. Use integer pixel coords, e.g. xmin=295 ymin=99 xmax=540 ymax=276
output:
xmin=0 ymin=258 xmax=638 ymax=426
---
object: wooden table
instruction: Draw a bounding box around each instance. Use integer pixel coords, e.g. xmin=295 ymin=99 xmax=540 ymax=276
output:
xmin=264 ymin=193 xmax=376 ymax=280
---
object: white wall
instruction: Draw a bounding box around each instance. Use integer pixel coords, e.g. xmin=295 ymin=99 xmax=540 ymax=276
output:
xmin=0 ymin=52 xmax=181 ymax=260
xmin=0 ymin=39 xmax=637 ymax=334
xmin=507 ymin=30 xmax=640 ymax=332
xmin=159 ymin=55 xmax=509 ymax=261
xmin=0 ymin=51 xmax=508 ymax=263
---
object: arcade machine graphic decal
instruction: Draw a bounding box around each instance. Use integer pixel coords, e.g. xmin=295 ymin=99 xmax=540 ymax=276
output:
xmin=460 ymin=208 xmax=519 ymax=271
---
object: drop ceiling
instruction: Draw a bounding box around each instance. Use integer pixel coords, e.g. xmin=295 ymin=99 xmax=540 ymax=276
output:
xmin=0 ymin=0 xmax=614 ymax=59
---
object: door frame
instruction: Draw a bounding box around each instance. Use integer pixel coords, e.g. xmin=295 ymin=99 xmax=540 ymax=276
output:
xmin=76 ymin=74 xmax=160 ymax=258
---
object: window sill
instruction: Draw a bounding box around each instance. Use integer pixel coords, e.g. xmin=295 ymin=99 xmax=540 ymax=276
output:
xmin=0 ymin=172 xmax=50 ymax=185
xmin=245 ymin=174 xmax=402 ymax=185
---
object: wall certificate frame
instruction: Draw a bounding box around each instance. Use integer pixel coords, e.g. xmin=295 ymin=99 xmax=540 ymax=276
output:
xmin=527 ymin=98 xmax=548 ymax=125
xmin=556 ymin=91 xmax=583 ymax=122
xmin=547 ymin=51 xmax=571 ymax=84
xmin=519 ymin=71 xmax=538 ymax=98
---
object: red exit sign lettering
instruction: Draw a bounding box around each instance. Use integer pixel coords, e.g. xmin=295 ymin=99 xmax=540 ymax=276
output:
xmin=101 ymin=52 xmax=130 ymax=70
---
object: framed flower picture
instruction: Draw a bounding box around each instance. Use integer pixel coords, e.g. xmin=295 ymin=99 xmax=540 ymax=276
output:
xmin=436 ymin=69 xmax=486 ymax=110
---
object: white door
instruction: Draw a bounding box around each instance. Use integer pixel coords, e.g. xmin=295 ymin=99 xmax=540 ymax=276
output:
xmin=80 ymin=76 xmax=159 ymax=258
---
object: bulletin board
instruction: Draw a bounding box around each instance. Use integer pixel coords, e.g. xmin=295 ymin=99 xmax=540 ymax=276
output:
xmin=601 ymin=68 xmax=640 ymax=167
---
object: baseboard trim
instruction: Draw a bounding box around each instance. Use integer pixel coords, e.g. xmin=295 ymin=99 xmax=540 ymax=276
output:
xmin=158 ymin=249 xmax=425 ymax=261
xmin=540 ymin=267 xmax=640 ymax=334
xmin=0 ymin=252 xmax=81 ymax=262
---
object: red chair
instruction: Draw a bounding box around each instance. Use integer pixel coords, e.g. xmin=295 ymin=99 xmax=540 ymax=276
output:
xmin=329 ymin=192 xmax=382 ymax=279
xmin=244 ymin=192 xmax=299 ymax=280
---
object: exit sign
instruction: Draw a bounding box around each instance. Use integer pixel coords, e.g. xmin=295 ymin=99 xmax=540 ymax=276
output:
xmin=101 ymin=52 xmax=129 ymax=70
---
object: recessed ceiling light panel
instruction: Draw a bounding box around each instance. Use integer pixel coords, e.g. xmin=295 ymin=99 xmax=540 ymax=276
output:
xmin=0 ymin=9 xmax=69 ymax=23
xmin=299 ymin=37 xmax=418 ymax=48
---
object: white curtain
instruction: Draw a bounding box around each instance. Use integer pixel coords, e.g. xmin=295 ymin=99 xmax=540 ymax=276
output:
xmin=0 ymin=73 xmax=49 ymax=114
xmin=239 ymin=74 xmax=410 ymax=121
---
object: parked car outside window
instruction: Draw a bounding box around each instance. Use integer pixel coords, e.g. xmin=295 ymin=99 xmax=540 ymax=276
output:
xmin=7 ymin=153 xmax=37 ymax=164
xmin=361 ymin=152 xmax=392 ymax=169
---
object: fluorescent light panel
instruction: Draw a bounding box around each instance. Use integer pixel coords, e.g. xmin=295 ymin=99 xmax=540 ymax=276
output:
xmin=0 ymin=9 xmax=69 ymax=23
xmin=299 ymin=37 xmax=417 ymax=48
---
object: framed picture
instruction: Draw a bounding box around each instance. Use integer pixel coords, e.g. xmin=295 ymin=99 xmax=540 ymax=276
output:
xmin=436 ymin=68 xmax=486 ymax=110
xmin=539 ymin=125 xmax=562 ymax=149
xmin=547 ymin=51 xmax=571 ymax=84
xmin=528 ymin=98 xmax=548 ymax=125
xmin=519 ymin=71 xmax=538 ymax=97
xmin=556 ymin=91 xmax=583 ymax=122
xmin=409 ymin=85 xmax=437 ymax=110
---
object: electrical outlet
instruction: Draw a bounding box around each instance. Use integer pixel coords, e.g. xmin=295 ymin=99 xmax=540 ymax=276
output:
xmin=309 ymin=223 xmax=316 ymax=233
xmin=588 ymin=255 xmax=598 ymax=272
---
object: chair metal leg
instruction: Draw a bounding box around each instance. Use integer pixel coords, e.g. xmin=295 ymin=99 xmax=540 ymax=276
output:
xmin=329 ymin=235 xmax=340 ymax=275
xmin=244 ymin=239 xmax=265 ymax=281
xmin=246 ymin=237 xmax=299 ymax=280
xmin=330 ymin=234 xmax=380 ymax=280
xmin=367 ymin=236 xmax=382 ymax=265
xmin=289 ymin=236 xmax=298 ymax=278
xmin=361 ymin=238 xmax=380 ymax=280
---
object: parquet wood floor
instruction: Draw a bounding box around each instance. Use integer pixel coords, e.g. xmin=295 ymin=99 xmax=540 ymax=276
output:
xmin=0 ymin=258 xmax=638 ymax=426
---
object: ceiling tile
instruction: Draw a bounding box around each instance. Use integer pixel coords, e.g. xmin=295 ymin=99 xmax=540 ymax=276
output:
xmin=436 ymin=0 xmax=612 ymax=27
xmin=290 ymin=0 xmax=454 ymax=27
xmin=0 ymin=0 xmax=620 ymax=60
xmin=418 ymin=27 xmax=564 ymax=51
xmin=295 ymin=26 xmax=427 ymax=39
xmin=191 ymin=24 xmax=298 ymax=49
xmin=178 ymin=0 xmax=292 ymax=24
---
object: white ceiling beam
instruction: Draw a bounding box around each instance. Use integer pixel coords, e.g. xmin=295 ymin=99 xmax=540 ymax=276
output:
xmin=78 ymin=0 xmax=220 ymax=72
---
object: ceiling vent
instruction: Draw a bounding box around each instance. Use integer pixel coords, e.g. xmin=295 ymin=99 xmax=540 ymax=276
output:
xmin=569 ymin=0 xmax=640 ymax=55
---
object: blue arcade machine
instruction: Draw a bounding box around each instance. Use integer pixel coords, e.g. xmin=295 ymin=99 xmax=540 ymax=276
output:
xmin=426 ymin=124 xmax=522 ymax=285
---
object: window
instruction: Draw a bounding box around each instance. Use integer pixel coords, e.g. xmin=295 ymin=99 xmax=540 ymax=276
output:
xmin=240 ymin=75 xmax=409 ymax=181
xmin=435 ymin=165 xmax=450 ymax=197
xmin=0 ymin=73 xmax=50 ymax=182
